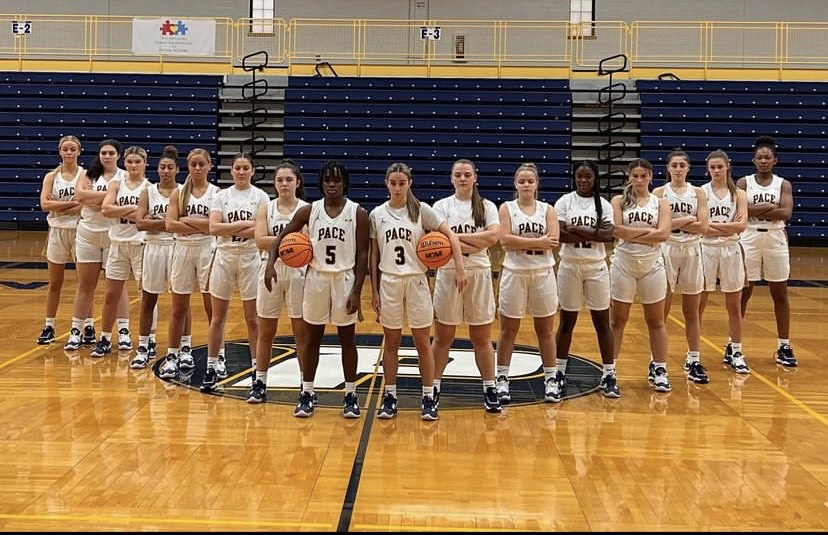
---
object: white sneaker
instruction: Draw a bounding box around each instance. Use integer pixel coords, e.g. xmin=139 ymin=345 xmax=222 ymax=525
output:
xmin=544 ymin=375 xmax=562 ymax=403
xmin=730 ymin=352 xmax=751 ymax=374
xmin=64 ymin=328 xmax=82 ymax=351
xmin=117 ymin=328 xmax=133 ymax=350
xmin=178 ymin=347 xmax=195 ymax=370
xmin=651 ymin=366 xmax=673 ymax=392
xmin=159 ymin=355 xmax=178 ymax=378
xmin=215 ymin=355 xmax=228 ymax=379
xmin=495 ymin=374 xmax=510 ymax=403
xmin=130 ymin=348 xmax=150 ymax=369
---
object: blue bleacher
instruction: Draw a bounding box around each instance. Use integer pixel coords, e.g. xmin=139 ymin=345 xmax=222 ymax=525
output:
xmin=638 ymin=79 xmax=828 ymax=242
xmin=0 ymin=72 xmax=221 ymax=225
xmin=284 ymin=76 xmax=572 ymax=211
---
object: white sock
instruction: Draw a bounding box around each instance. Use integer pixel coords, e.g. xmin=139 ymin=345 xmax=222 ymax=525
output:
xmin=778 ymin=338 xmax=790 ymax=348
xmin=602 ymin=363 xmax=616 ymax=376
xmin=45 ymin=318 xmax=55 ymax=328
xmin=345 ymin=381 xmax=356 ymax=394
xmin=556 ymin=358 xmax=568 ymax=376
xmin=422 ymin=386 xmax=433 ymax=399
xmin=256 ymin=370 xmax=268 ymax=384
xmin=543 ymin=366 xmax=556 ymax=381
xmin=686 ymin=351 xmax=700 ymax=363
xmin=181 ymin=335 xmax=192 ymax=347
xmin=116 ymin=318 xmax=129 ymax=331
xmin=496 ymin=365 xmax=509 ymax=378
xmin=302 ymin=381 xmax=314 ymax=394
xmin=385 ymin=384 xmax=397 ymax=398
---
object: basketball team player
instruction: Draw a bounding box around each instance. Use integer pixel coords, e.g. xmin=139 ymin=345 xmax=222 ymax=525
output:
xmin=159 ymin=148 xmax=221 ymax=379
xmin=265 ymin=161 xmax=369 ymax=419
xmin=699 ymin=150 xmax=750 ymax=374
xmin=554 ymin=160 xmax=615 ymax=396
xmin=737 ymin=136 xmax=798 ymax=367
xmin=201 ymin=153 xmax=269 ymax=392
xmin=609 ymin=158 xmax=672 ymax=397
xmin=37 ymin=135 xmax=83 ymax=345
xmin=494 ymin=162 xmax=562 ymax=404
xmin=369 ymin=162 xmax=466 ymax=421
xmin=431 ymin=159 xmax=502 ymax=413
xmin=248 ymin=159 xmax=309 ymax=403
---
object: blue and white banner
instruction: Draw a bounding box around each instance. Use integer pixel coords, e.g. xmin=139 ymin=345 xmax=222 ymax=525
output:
xmin=131 ymin=18 xmax=216 ymax=56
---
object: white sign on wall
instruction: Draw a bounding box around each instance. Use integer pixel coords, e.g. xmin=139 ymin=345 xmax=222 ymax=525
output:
xmin=131 ymin=18 xmax=216 ymax=56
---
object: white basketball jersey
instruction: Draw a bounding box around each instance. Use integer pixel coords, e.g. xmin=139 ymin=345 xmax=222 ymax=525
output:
xmin=554 ymin=191 xmax=613 ymax=263
xmin=663 ymin=182 xmax=700 ymax=244
xmin=144 ymin=183 xmax=180 ymax=244
xmin=501 ymin=199 xmax=555 ymax=270
xmin=700 ymin=183 xmax=739 ymax=245
xmin=175 ymin=182 xmax=220 ymax=243
xmin=265 ymin=197 xmax=309 ymax=261
xmin=212 ymin=184 xmax=269 ymax=252
xmin=79 ymin=168 xmax=125 ymax=232
xmin=615 ymin=193 xmax=662 ymax=257
xmin=370 ymin=201 xmax=443 ymax=275
xmin=308 ymin=199 xmax=359 ymax=273
xmin=46 ymin=166 xmax=82 ymax=229
xmin=109 ymin=177 xmax=149 ymax=243
xmin=432 ymin=194 xmax=498 ymax=269
xmin=743 ymin=174 xmax=785 ymax=230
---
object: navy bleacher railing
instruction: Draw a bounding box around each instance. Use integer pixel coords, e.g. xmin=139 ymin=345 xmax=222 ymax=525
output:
xmin=0 ymin=72 xmax=221 ymax=228
xmin=283 ymin=77 xmax=572 ymax=210
xmin=638 ymin=79 xmax=828 ymax=241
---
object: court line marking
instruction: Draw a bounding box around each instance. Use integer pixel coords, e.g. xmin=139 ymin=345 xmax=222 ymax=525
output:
xmin=667 ymin=312 xmax=828 ymax=428
xmin=0 ymin=512 xmax=332 ymax=529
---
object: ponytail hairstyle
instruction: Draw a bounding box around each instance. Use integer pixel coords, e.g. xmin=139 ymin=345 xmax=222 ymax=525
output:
xmin=274 ymin=159 xmax=306 ymax=200
xmin=86 ymin=139 xmax=122 ymax=180
xmin=513 ymin=162 xmax=540 ymax=200
xmin=621 ymin=158 xmax=654 ymax=210
xmin=52 ymin=135 xmax=82 ymax=176
xmin=573 ymin=160 xmax=603 ymax=230
xmin=705 ymin=149 xmax=737 ymax=199
xmin=754 ymin=135 xmax=777 ymax=157
xmin=665 ymin=147 xmax=690 ymax=183
xmin=318 ymin=160 xmax=350 ymax=195
xmin=452 ymin=158 xmax=486 ymax=228
xmin=180 ymin=148 xmax=212 ymax=215
xmin=386 ymin=162 xmax=420 ymax=222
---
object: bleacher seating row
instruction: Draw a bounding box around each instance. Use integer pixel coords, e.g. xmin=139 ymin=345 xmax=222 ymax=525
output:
xmin=638 ymin=80 xmax=828 ymax=241
xmin=284 ymin=77 xmax=572 ymax=211
xmin=0 ymin=72 xmax=221 ymax=225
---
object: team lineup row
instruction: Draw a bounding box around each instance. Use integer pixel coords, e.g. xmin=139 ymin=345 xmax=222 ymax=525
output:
xmin=35 ymin=135 xmax=797 ymax=420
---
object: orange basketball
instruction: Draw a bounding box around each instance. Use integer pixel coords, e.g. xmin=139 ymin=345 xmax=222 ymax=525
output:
xmin=416 ymin=231 xmax=452 ymax=269
xmin=278 ymin=232 xmax=313 ymax=268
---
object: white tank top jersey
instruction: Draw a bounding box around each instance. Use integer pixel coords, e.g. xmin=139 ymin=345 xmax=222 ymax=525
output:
xmin=174 ymin=182 xmax=220 ymax=244
xmin=109 ymin=177 xmax=149 ymax=243
xmin=501 ymin=199 xmax=555 ymax=270
xmin=663 ymin=182 xmax=700 ymax=244
xmin=615 ymin=193 xmax=662 ymax=258
xmin=46 ymin=166 xmax=83 ymax=229
xmin=144 ymin=183 xmax=180 ymax=244
xmin=700 ymin=182 xmax=740 ymax=245
xmin=264 ymin=197 xmax=309 ymax=261
xmin=432 ymin=194 xmax=498 ymax=269
xmin=308 ymin=198 xmax=359 ymax=273
xmin=370 ymin=201 xmax=444 ymax=275
xmin=211 ymin=184 xmax=270 ymax=252
xmin=79 ymin=168 xmax=125 ymax=232
xmin=554 ymin=192 xmax=614 ymax=263
xmin=743 ymin=174 xmax=786 ymax=230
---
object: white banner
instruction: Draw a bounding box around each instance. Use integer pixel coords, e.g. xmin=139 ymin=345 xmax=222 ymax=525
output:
xmin=131 ymin=18 xmax=216 ymax=56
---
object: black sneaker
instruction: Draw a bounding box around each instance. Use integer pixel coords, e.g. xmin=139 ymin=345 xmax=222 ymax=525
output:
xmin=723 ymin=342 xmax=734 ymax=365
xmin=421 ymin=395 xmax=439 ymax=421
xmin=686 ymin=361 xmax=710 ymax=384
xmin=147 ymin=339 xmax=157 ymax=359
xmin=483 ymin=386 xmax=502 ymax=413
xmin=200 ymin=366 xmax=218 ymax=392
xmin=90 ymin=337 xmax=112 ymax=358
xmin=377 ymin=393 xmax=398 ymax=419
xmin=775 ymin=344 xmax=798 ymax=367
xmin=82 ymin=325 xmax=97 ymax=345
xmin=37 ymin=325 xmax=55 ymax=345
xmin=495 ymin=374 xmax=510 ymax=404
xmin=556 ymin=371 xmax=567 ymax=397
xmin=117 ymin=328 xmax=133 ymax=351
xmin=247 ymin=380 xmax=267 ymax=404
xmin=294 ymin=391 xmax=315 ymax=418
xmin=599 ymin=373 xmax=621 ymax=398
xmin=343 ymin=392 xmax=361 ymax=418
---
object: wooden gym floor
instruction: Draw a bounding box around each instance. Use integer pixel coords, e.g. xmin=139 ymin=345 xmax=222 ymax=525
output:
xmin=0 ymin=230 xmax=826 ymax=531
